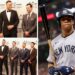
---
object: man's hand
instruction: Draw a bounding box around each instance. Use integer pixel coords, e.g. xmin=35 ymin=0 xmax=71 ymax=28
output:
xmin=28 ymin=60 xmax=32 ymax=64
xmin=24 ymin=31 xmax=30 ymax=37
xmin=0 ymin=56 xmax=4 ymax=59
xmin=7 ymin=25 xmax=14 ymax=30
xmin=0 ymin=33 xmax=3 ymax=37
xmin=11 ymin=57 xmax=14 ymax=60
xmin=21 ymin=60 xmax=25 ymax=63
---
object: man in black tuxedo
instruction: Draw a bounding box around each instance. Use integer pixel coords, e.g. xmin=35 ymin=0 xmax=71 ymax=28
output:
xmin=19 ymin=42 xmax=30 ymax=75
xmin=0 ymin=1 xmax=19 ymax=37
xmin=0 ymin=39 xmax=9 ymax=75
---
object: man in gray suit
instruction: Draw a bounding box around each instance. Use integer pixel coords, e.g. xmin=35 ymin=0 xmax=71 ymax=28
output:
xmin=19 ymin=42 xmax=30 ymax=75
xmin=9 ymin=41 xmax=19 ymax=75
xmin=22 ymin=3 xmax=37 ymax=37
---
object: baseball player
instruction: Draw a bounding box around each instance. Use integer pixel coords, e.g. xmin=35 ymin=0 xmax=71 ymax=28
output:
xmin=47 ymin=9 xmax=75 ymax=75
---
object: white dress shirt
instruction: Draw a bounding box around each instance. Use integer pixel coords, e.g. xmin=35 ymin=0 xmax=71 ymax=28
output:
xmin=1 ymin=46 xmax=4 ymax=52
xmin=6 ymin=10 xmax=11 ymax=21
xmin=27 ymin=12 xmax=32 ymax=20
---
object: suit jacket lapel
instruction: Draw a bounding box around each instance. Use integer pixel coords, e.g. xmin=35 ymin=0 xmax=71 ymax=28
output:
xmin=5 ymin=10 xmax=12 ymax=22
xmin=10 ymin=10 xmax=13 ymax=22
xmin=31 ymin=13 xmax=33 ymax=18
xmin=24 ymin=48 xmax=27 ymax=53
xmin=0 ymin=47 xmax=2 ymax=52
xmin=4 ymin=11 xmax=9 ymax=22
xmin=3 ymin=46 xmax=5 ymax=52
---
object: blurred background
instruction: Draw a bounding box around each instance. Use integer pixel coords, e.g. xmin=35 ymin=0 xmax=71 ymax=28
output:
xmin=38 ymin=0 xmax=75 ymax=75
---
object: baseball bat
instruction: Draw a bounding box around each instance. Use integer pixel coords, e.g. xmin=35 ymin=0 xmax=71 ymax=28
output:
xmin=39 ymin=5 xmax=56 ymax=67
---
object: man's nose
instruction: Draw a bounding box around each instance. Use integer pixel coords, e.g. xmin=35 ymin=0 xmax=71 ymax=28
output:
xmin=64 ymin=20 xmax=69 ymax=22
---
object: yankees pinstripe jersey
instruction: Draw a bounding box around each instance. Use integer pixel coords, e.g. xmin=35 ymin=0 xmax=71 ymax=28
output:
xmin=47 ymin=31 xmax=75 ymax=68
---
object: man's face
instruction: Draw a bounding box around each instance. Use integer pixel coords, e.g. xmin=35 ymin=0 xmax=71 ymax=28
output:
xmin=12 ymin=42 xmax=16 ymax=47
xmin=26 ymin=5 xmax=32 ymax=13
xmin=31 ymin=43 xmax=34 ymax=48
xmin=22 ymin=43 xmax=26 ymax=48
xmin=2 ymin=40 xmax=6 ymax=45
xmin=6 ymin=2 xmax=12 ymax=10
xmin=60 ymin=16 xmax=74 ymax=32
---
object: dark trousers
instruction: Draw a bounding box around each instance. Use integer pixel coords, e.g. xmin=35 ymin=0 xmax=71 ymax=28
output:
xmin=10 ymin=60 xmax=18 ymax=75
xmin=0 ymin=59 xmax=3 ymax=75
xmin=4 ymin=31 xmax=17 ymax=37
xmin=29 ymin=61 xmax=36 ymax=75
xmin=20 ymin=62 xmax=28 ymax=75
xmin=0 ymin=59 xmax=9 ymax=75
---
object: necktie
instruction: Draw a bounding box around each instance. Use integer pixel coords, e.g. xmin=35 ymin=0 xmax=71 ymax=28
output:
xmin=27 ymin=14 xmax=30 ymax=20
xmin=27 ymin=14 xmax=30 ymax=30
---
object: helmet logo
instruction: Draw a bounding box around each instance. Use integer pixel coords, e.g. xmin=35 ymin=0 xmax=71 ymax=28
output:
xmin=63 ymin=10 xmax=67 ymax=14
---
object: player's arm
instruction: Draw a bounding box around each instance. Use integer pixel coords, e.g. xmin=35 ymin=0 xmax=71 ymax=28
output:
xmin=47 ymin=60 xmax=60 ymax=75
xmin=47 ymin=40 xmax=60 ymax=75
xmin=47 ymin=40 xmax=56 ymax=68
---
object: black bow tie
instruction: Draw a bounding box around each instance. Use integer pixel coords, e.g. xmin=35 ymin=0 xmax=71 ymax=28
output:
xmin=7 ymin=10 xmax=11 ymax=12
xmin=2 ymin=45 xmax=4 ymax=47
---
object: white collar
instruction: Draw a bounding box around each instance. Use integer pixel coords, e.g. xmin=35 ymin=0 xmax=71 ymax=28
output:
xmin=28 ymin=12 xmax=33 ymax=17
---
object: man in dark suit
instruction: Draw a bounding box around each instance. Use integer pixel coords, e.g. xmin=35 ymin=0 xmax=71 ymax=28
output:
xmin=0 ymin=1 xmax=19 ymax=37
xmin=0 ymin=39 xmax=9 ymax=75
xmin=19 ymin=42 xmax=30 ymax=75
xmin=9 ymin=41 xmax=19 ymax=75
xmin=22 ymin=3 xmax=37 ymax=37
xmin=28 ymin=42 xmax=37 ymax=75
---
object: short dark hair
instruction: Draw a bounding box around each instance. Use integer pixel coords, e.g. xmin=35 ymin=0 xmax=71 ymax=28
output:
xmin=13 ymin=41 xmax=16 ymax=44
xmin=2 ymin=39 xmax=6 ymax=42
xmin=31 ymin=42 xmax=35 ymax=45
xmin=6 ymin=0 xmax=12 ymax=4
xmin=26 ymin=3 xmax=33 ymax=8
xmin=23 ymin=42 xmax=26 ymax=45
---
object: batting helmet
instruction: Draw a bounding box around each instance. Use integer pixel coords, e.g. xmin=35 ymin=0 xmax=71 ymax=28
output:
xmin=56 ymin=9 xmax=74 ymax=22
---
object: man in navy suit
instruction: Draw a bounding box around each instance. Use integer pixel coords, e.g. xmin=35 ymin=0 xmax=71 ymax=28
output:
xmin=0 ymin=1 xmax=19 ymax=37
xmin=19 ymin=42 xmax=30 ymax=75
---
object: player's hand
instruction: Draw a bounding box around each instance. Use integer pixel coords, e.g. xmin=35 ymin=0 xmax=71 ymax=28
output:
xmin=21 ymin=60 xmax=25 ymax=63
xmin=24 ymin=31 xmax=30 ymax=37
xmin=59 ymin=66 xmax=74 ymax=75
xmin=11 ymin=57 xmax=14 ymax=60
xmin=0 ymin=33 xmax=3 ymax=37
xmin=28 ymin=60 xmax=32 ymax=64
xmin=72 ymin=67 xmax=75 ymax=71
xmin=7 ymin=25 xmax=14 ymax=30
xmin=48 ymin=67 xmax=60 ymax=75
xmin=0 ymin=56 xmax=4 ymax=59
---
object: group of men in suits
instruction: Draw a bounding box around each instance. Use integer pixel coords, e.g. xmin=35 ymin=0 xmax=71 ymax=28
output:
xmin=0 ymin=39 xmax=37 ymax=75
xmin=0 ymin=0 xmax=37 ymax=37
